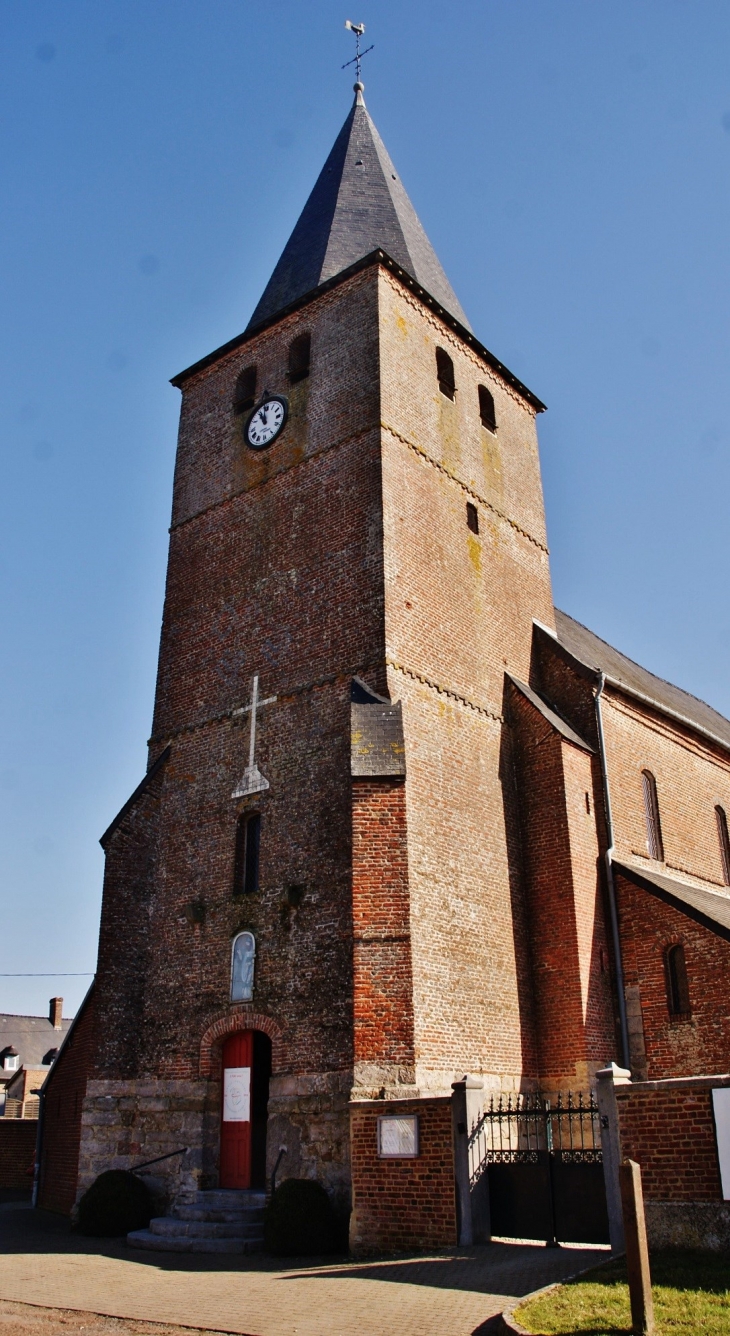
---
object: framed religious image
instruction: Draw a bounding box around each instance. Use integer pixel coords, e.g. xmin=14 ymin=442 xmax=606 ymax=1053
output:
xmin=377 ymin=1114 xmax=419 ymax=1158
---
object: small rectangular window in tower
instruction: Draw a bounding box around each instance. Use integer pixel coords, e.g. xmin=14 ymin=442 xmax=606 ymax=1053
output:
xmin=435 ymin=347 xmax=455 ymax=400
xmin=716 ymin=806 xmax=730 ymax=886
xmin=478 ymin=384 xmax=497 ymax=432
xmin=233 ymin=813 xmax=261 ymax=897
xmin=234 ymin=366 xmax=257 ymax=415
xmin=666 ymin=944 xmax=691 ymax=1018
xmin=288 ymin=333 xmax=311 ymax=383
xmin=466 ymin=502 xmax=479 ymax=534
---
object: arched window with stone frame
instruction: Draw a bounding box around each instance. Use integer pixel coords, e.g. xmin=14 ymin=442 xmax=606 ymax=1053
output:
xmin=435 ymin=347 xmax=455 ymax=400
xmin=478 ymin=384 xmax=497 ymax=432
xmin=715 ymin=805 xmax=730 ymax=886
xmin=233 ymin=365 xmax=257 ymax=415
xmin=230 ymin=932 xmax=256 ymax=1002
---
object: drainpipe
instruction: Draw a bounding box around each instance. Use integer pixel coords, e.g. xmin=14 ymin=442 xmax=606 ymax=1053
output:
xmin=595 ymin=673 xmax=630 ymax=1070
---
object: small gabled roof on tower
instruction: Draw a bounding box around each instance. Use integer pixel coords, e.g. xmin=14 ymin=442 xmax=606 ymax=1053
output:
xmin=246 ymin=85 xmax=471 ymax=334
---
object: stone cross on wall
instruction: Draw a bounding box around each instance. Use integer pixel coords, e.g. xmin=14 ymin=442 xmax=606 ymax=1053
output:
xmin=231 ymin=675 xmax=277 ymax=798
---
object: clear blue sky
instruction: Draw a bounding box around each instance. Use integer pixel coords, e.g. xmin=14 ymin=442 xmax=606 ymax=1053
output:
xmin=2 ymin=2 xmax=729 ymax=1017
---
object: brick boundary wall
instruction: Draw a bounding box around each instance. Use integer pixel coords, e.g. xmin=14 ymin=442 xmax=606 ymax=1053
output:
xmin=0 ymin=1120 xmax=37 ymax=1192
xmin=614 ymin=1075 xmax=730 ymax=1250
xmin=349 ymin=1096 xmax=457 ymax=1255
xmin=37 ymin=986 xmax=96 ymax=1215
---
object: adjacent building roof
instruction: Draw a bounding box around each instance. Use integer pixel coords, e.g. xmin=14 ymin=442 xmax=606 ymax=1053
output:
xmin=554 ymin=609 xmax=730 ymax=753
xmin=614 ymin=858 xmax=730 ymax=943
xmin=0 ymin=1011 xmax=71 ymax=1080
xmin=508 ymin=675 xmax=594 ymax=752
xmin=246 ymin=87 xmax=470 ymax=333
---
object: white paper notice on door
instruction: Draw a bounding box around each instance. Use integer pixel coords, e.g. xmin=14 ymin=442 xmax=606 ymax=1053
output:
xmin=223 ymin=1066 xmax=251 ymax=1122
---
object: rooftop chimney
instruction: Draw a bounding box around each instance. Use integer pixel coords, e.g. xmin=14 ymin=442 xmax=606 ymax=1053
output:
xmin=49 ymin=997 xmax=63 ymax=1029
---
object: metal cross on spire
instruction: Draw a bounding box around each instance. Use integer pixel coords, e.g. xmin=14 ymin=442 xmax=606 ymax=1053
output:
xmin=231 ymin=674 xmax=277 ymax=798
xmin=342 ymin=20 xmax=374 ymax=83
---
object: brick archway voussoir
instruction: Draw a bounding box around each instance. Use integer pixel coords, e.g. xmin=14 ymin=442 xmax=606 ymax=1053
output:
xmin=199 ymin=1009 xmax=285 ymax=1078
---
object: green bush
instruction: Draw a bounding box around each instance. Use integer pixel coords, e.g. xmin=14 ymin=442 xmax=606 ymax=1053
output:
xmin=264 ymin=1178 xmax=337 ymax=1256
xmin=77 ymin=1170 xmax=152 ymax=1237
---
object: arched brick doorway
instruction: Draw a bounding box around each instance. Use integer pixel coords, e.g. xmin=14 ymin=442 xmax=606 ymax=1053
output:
xmin=220 ymin=1029 xmax=272 ymax=1190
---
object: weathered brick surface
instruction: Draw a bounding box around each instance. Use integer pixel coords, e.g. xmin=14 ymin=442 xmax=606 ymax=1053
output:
xmin=349 ymin=1097 xmax=456 ymax=1254
xmin=38 ymin=987 xmax=96 ymax=1214
xmin=616 ymin=1079 xmax=725 ymax=1201
xmin=0 ymin=1120 xmax=36 ymax=1191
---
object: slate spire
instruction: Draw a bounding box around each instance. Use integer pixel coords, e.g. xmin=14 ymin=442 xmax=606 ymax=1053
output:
xmin=246 ymin=85 xmax=470 ymax=332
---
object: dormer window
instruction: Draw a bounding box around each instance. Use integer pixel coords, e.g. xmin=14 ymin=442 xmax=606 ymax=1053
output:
xmin=43 ymin=1048 xmax=59 ymax=1066
xmin=2 ymin=1049 xmax=19 ymax=1073
xmin=436 ymin=348 xmax=455 ymax=400
xmin=233 ymin=366 xmax=257 ymax=415
xmin=479 ymin=385 xmax=497 ymax=432
xmin=288 ymin=333 xmax=311 ymax=384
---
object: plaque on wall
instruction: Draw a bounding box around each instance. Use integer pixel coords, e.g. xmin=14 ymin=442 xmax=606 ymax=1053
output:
xmin=377 ymin=1114 xmax=419 ymax=1158
xmin=223 ymin=1066 xmax=251 ymax=1122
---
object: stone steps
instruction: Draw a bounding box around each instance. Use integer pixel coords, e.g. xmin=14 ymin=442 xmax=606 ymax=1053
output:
xmin=127 ymin=1188 xmax=266 ymax=1255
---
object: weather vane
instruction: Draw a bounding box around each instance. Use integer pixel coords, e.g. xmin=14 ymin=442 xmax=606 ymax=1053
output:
xmin=342 ymin=20 xmax=374 ymax=83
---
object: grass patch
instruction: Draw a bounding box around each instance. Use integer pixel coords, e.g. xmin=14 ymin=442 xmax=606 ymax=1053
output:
xmin=514 ymin=1250 xmax=730 ymax=1334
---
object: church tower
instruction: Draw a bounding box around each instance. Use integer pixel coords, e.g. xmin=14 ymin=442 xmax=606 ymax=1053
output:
xmin=78 ymin=84 xmax=570 ymax=1216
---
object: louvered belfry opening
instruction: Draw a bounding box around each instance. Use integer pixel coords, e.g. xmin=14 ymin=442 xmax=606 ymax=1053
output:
xmin=642 ymin=770 xmax=664 ymax=861
xmin=233 ymin=365 xmax=257 ymax=415
xmin=716 ymin=805 xmax=730 ymax=885
xmin=666 ymin=943 xmax=691 ymax=1017
xmin=436 ymin=347 xmax=455 ymax=400
xmin=479 ymin=384 xmax=497 ymax=432
xmin=288 ymin=332 xmax=311 ymax=384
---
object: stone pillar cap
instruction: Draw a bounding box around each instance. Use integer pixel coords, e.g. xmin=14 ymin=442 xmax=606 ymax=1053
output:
xmin=451 ymin=1075 xmax=484 ymax=1090
xmin=596 ymin=1062 xmax=632 ymax=1084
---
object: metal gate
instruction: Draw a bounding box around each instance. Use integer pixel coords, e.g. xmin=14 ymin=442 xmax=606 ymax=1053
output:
xmin=469 ymin=1092 xmax=610 ymax=1245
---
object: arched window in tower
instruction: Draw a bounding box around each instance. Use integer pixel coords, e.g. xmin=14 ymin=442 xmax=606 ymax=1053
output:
xmin=478 ymin=385 xmax=497 ymax=432
xmin=642 ymin=770 xmax=664 ymax=861
xmin=233 ymin=813 xmax=261 ymax=898
xmin=288 ymin=333 xmax=311 ymax=383
xmin=716 ymin=806 xmax=730 ymax=886
xmin=435 ymin=347 xmax=455 ymax=400
xmin=665 ymin=943 xmax=691 ymax=1017
xmin=230 ymin=932 xmax=256 ymax=1002
xmin=233 ymin=366 xmax=257 ymax=415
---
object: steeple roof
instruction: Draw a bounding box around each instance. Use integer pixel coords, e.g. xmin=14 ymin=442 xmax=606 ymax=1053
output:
xmin=246 ymin=86 xmax=470 ymax=333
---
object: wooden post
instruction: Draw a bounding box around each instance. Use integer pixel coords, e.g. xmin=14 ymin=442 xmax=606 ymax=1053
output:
xmin=619 ymin=1159 xmax=654 ymax=1336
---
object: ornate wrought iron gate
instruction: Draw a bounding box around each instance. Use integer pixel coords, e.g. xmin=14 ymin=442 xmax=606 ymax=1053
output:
xmin=469 ymin=1093 xmax=610 ymax=1245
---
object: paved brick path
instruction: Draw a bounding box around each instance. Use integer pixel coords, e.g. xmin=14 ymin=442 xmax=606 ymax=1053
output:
xmin=0 ymin=1204 xmax=607 ymax=1336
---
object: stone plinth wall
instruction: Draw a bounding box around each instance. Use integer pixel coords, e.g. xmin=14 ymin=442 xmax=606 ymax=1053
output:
xmin=0 ymin=1120 xmax=37 ymax=1191
xmin=349 ymin=1096 xmax=456 ymax=1255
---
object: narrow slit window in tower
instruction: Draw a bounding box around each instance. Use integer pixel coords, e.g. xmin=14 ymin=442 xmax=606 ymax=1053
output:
xmin=478 ymin=384 xmax=497 ymax=432
xmin=288 ymin=333 xmax=311 ymax=383
xmin=665 ymin=943 xmax=691 ymax=1018
xmin=436 ymin=347 xmax=455 ymax=400
xmin=716 ymin=805 xmax=730 ymax=886
xmin=466 ymin=502 xmax=479 ymax=534
xmin=642 ymin=769 xmax=664 ymax=861
xmin=233 ymin=813 xmax=261 ymax=897
xmin=234 ymin=366 xmax=257 ymax=415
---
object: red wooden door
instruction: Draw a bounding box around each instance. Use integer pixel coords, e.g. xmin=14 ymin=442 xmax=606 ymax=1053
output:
xmin=220 ymin=1031 xmax=253 ymax=1189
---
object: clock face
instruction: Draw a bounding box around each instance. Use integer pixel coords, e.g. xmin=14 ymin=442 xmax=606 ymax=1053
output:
xmin=246 ymin=395 xmax=288 ymax=450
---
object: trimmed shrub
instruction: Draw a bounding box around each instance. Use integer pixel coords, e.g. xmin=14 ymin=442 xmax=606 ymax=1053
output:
xmin=264 ymin=1178 xmax=336 ymax=1256
xmin=77 ymin=1170 xmax=152 ymax=1237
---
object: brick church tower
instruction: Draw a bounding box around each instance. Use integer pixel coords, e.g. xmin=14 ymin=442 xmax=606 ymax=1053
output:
xmin=71 ymin=84 xmax=616 ymax=1217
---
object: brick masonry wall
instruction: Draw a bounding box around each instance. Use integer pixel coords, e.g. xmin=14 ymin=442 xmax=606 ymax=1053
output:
xmin=617 ymin=873 xmax=730 ymax=1079
xmin=378 ymin=271 xmax=554 ymax=1093
xmin=349 ymin=1096 xmax=456 ymax=1254
xmin=39 ymin=987 xmax=96 ymax=1214
xmin=0 ymin=1121 xmax=36 ymax=1192
xmin=352 ymin=778 xmax=414 ymax=1096
xmin=509 ymin=686 xmax=616 ymax=1090
xmin=616 ymin=1079 xmax=724 ymax=1201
